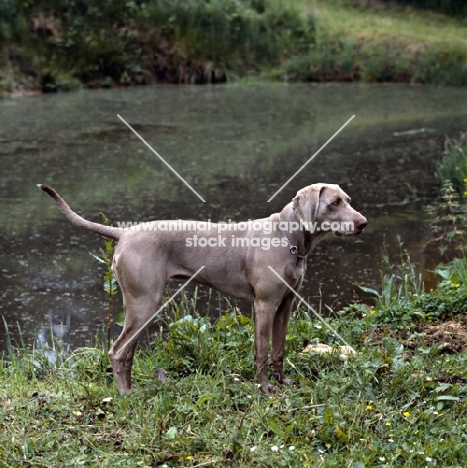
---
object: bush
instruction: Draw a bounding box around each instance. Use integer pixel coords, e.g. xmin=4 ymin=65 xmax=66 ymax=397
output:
xmin=1 ymin=0 xmax=316 ymax=88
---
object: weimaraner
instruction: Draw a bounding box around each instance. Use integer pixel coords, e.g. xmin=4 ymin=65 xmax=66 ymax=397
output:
xmin=38 ymin=183 xmax=367 ymax=393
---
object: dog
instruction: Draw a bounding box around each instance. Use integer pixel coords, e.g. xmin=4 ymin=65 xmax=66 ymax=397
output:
xmin=38 ymin=183 xmax=367 ymax=393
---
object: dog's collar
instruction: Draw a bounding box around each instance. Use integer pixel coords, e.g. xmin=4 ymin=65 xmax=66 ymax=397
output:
xmin=277 ymin=214 xmax=307 ymax=260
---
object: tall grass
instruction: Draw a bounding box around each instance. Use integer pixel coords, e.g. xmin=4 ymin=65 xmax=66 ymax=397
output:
xmin=281 ymin=39 xmax=467 ymax=85
xmin=0 ymin=0 xmax=316 ymax=89
xmin=436 ymin=132 xmax=467 ymax=199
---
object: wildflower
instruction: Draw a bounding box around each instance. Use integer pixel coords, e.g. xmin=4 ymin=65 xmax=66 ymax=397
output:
xmin=271 ymin=445 xmax=279 ymax=452
xmin=388 ymin=438 xmax=394 ymax=443
xmin=403 ymin=411 xmax=410 ymax=417
xmin=370 ymin=309 xmax=376 ymax=316
xmin=455 ymin=283 xmax=460 ymax=288
xmin=289 ymin=446 xmax=296 ymax=451
xmin=366 ymin=405 xmax=373 ymax=410
xmin=386 ymin=422 xmax=391 ymax=426
xmin=426 ymin=456 xmax=433 ymax=462
xmin=186 ymin=456 xmax=193 ymax=460
xmin=464 ymin=191 xmax=467 ymax=197
xmin=464 ymin=177 xmax=467 ymax=183
xmin=250 ymin=446 xmax=257 ymax=452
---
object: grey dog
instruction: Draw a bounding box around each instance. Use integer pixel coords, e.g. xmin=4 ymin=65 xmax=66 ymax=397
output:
xmin=38 ymin=183 xmax=367 ymax=393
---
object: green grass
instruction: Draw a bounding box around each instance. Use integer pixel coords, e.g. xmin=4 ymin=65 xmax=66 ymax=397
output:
xmin=277 ymin=0 xmax=467 ymax=85
xmin=2 ymin=268 xmax=467 ymax=466
xmin=436 ymin=132 xmax=467 ymax=199
xmin=2 ymin=0 xmax=467 ymax=94
xmin=308 ymin=0 xmax=467 ymax=47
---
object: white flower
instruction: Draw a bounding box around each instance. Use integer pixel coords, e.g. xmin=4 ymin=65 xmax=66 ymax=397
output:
xmin=271 ymin=445 xmax=279 ymax=452
xmin=426 ymin=457 xmax=433 ymax=462
xmin=388 ymin=439 xmax=394 ymax=443
xmin=379 ymin=457 xmax=385 ymax=461
xmin=250 ymin=446 xmax=257 ymax=452
xmin=289 ymin=446 xmax=296 ymax=451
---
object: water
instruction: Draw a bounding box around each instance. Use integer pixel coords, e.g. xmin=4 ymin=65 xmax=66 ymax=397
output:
xmin=1 ymin=82 xmax=467 ymax=351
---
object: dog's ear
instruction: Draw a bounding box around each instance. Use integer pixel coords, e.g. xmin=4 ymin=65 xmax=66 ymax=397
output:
xmin=293 ymin=184 xmax=326 ymax=223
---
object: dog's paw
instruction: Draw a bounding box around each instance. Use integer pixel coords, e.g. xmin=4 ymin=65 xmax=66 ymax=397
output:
xmin=260 ymin=383 xmax=283 ymax=395
xmin=273 ymin=372 xmax=292 ymax=386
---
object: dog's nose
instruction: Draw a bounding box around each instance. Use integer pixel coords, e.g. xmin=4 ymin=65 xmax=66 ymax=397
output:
xmin=356 ymin=216 xmax=368 ymax=230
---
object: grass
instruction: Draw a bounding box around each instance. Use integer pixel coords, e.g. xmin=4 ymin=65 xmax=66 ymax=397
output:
xmin=311 ymin=0 xmax=467 ymax=47
xmin=2 ymin=0 xmax=467 ymax=94
xmin=436 ymin=132 xmax=467 ymax=199
xmin=2 ymin=258 xmax=467 ymax=466
xmin=278 ymin=0 xmax=467 ymax=85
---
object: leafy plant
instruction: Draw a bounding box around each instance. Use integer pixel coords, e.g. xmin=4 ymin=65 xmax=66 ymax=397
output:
xmin=89 ymin=212 xmax=120 ymax=352
xmin=426 ymin=180 xmax=466 ymax=256
xmin=436 ymin=132 xmax=467 ymax=199
xmin=356 ymin=236 xmax=424 ymax=309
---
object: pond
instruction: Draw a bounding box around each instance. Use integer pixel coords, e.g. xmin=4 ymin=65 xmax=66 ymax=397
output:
xmin=1 ymin=82 xmax=467 ymax=352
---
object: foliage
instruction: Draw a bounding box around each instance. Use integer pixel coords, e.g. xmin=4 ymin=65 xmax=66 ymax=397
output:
xmin=0 ymin=0 xmax=316 ymax=89
xmin=2 ymin=0 xmax=467 ymax=91
xmin=436 ymin=132 xmax=467 ymax=199
xmin=281 ymin=39 xmax=467 ymax=85
xmin=354 ymin=234 xmax=467 ymax=327
xmin=2 ymin=291 xmax=467 ymax=466
xmin=89 ymin=213 xmax=120 ymax=352
xmin=379 ymin=0 xmax=467 ymax=16
xmin=426 ymin=180 xmax=465 ymax=253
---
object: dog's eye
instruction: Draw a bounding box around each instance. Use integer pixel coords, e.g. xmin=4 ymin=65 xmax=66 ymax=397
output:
xmin=332 ymin=199 xmax=340 ymax=206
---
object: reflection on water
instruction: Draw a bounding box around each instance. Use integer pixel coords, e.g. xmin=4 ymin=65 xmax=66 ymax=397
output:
xmin=1 ymin=83 xmax=467 ymax=351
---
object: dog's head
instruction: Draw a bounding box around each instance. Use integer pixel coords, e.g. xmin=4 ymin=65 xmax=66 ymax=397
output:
xmin=292 ymin=183 xmax=367 ymax=236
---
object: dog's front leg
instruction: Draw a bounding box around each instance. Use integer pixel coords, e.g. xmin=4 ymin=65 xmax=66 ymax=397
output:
xmin=253 ymin=298 xmax=278 ymax=393
xmin=270 ymin=293 xmax=294 ymax=385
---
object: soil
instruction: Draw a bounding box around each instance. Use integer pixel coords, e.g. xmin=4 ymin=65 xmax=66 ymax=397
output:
xmin=420 ymin=319 xmax=467 ymax=354
xmin=364 ymin=315 xmax=467 ymax=354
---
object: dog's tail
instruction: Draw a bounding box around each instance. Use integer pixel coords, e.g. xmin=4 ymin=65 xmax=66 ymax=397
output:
xmin=38 ymin=184 xmax=123 ymax=241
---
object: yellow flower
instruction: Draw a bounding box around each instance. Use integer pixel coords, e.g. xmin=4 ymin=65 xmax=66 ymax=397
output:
xmin=366 ymin=405 xmax=373 ymax=410
xmin=386 ymin=422 xmax=391 ymax=426
xmin=464 ymin=191 xmax=467 ymax=197
xmin=370 ymin=309 xmax=376 ymax=316
xmin=455 ymin=283 xmax=460 ymax=288
xmin=403 ymin=411 xmax=410 ymax=417
xmin=186 ymin=456 xmax=193 ymax=460
xmin=464 ymin=177 xmax=467 ymax=183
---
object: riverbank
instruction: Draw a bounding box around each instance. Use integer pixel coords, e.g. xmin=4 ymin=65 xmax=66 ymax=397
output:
xmin=2 ymin=119 xmax=467 ymax=466
xmin=1 ymin=0 xmax=467 ymax=97
xmin=1 ymin=259 xmax=467 ymax=466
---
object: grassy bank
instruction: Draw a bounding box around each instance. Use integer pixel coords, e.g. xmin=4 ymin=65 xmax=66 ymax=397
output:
xmin=2 ymin=248 xmax=467 ymax=466
xmin=281 ymin=0 xmax=467 ymax=84
xmin=1 ymin=0 xmax=467 ymax=96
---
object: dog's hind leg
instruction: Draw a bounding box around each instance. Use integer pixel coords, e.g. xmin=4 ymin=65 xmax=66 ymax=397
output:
xmin=108 ymin=250 xmax=166 ymax=393
xmin=108 ymin=289 xmax=163 ymax=393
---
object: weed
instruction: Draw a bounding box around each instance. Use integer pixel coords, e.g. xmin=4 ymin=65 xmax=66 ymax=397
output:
xmin=436 ymin=132 xmax=467 ymax=199
xmin=89 ymin=213 xmax=120 ymax=352
xmin=427 ymin=180 xmax=465 ymax=253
